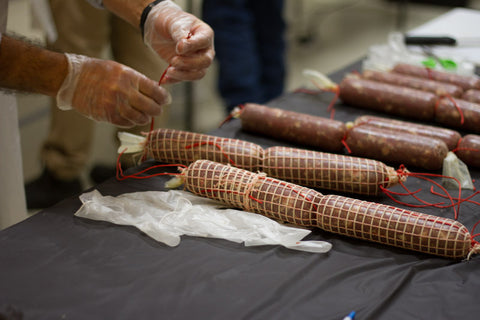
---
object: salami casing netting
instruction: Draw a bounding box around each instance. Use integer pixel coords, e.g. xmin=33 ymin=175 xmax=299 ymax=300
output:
xmin=262 ymin=146 xmax=401 ymax=196
xmin=145 ymin=128 xmax=264 ymax=171
xmin=183 ymin=159 xmax=322 ymax=227
xmin=182 ymin=160 xmax=477 ymax=259
xmin=317 ymin=194 xmax=471 ymax=258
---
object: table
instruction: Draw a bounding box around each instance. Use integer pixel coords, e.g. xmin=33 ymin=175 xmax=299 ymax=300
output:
xmin=1 ymin=60 xmax=480 ymax=320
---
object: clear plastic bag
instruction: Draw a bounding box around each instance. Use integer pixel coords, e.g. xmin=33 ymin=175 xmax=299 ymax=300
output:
xmin=75 ymin=190 xmax=332 ymax=253
xmin=362 ymin=32 xmax=475 ymax=75
xmin=442 ymin=151 xmax=474 ymax=190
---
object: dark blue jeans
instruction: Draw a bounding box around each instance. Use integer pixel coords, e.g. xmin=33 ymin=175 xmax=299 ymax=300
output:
xmin=202 ymin=0 xmax=286 ymax=113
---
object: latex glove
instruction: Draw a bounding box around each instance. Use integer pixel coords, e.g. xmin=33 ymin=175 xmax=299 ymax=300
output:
xmin=143 ymin=0 xmax=215 ymax=84
xmin=56 ymin=53 xmax=171 ymax=128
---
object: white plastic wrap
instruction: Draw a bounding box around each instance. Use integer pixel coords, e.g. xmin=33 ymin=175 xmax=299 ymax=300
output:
xmin=362 ymin=32 xmax=475 ymax=75
xmin=75 ymin=190 xmax=332 ymax=253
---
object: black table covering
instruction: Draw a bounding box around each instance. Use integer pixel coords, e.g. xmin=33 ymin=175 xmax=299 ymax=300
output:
xmin=1 ymin=61 xmax=480 ymax=320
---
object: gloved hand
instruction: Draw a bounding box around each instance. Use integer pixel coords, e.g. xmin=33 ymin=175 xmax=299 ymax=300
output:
xmin=143 ymin=0 xmax=215 ymax=84
xmin=56 ymin=53 xmax=171 ymax=128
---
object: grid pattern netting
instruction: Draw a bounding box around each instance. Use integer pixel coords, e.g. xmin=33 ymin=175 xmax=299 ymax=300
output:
xmin=184 ymin=160 xmax=322 ymax=227
xmin=184 ymin=160 xmax=473 ymax=258
xmin=144 ymin=129 xmax=400 ymax=196
xmin=263 ymin=146 xmax=398 ymax=196
xmin=146 ymin=128 xmax=264 ymax=171
xmin=317 ymin=194 xmax=471 ymax=258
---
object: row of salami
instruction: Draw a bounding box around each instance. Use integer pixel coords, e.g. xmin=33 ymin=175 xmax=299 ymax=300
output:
xmin=232 ymin=103 xmax=480 ymax=171
xmin=306 ymin=63 xmax=480 ymax=133
xmin=117 ymin=129 xmax=477 ymax=259
xmin=119 ymin=128 xmax=403 ymax=197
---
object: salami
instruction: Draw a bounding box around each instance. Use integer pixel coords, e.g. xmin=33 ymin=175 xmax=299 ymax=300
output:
xmin=362 ymin=69 xmax=463 ymax=97
xmin=338 ymin=76 xmax=437 ymax=120
xmin=317 ymin=194 xmax=472 ymax=259
xmin=462 ymin=89 xmax=480 ymax=104
xmin=456 ymin=134 xmax=480 ymax=168
xmin=353 ymin=115 xmax=461 ymax=150
xmin=344 ymin=125 xmax=449 ymax=170
xmin=183 ymin=159 xmax=322 ymax=227
xmin=435 ymin=98 xmax=480 ymax=133
xmin=392 ymin=63 xmax=480 ymax=91
xmin=181 ymin=160 xmax=477 ymax=259
xmin=143 ymin=128 xmax=264 ymax=171
xmin=262 ymin=146 xmax=403 ymax=196
xmin=236 ymin=103 xmax=346 ymax=152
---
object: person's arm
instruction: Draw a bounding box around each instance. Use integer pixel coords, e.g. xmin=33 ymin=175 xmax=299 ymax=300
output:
xmin=0 ymin=34 xmax=67 ymax=96
xmin=103 ymin=0 xmax=215 ymax=84
xmin=0 ymin=34 xmax=170 ymax=128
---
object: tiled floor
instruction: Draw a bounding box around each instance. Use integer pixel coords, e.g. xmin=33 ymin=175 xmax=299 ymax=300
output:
xmin=6 ymin=0 xmax=480 ymax=189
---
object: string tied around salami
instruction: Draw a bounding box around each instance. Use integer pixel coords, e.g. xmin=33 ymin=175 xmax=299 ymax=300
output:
xmin=434 ymin=95 xmax=465 ymax=125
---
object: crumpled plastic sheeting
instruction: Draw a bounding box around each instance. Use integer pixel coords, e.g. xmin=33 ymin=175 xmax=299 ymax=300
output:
xmin=75 ymin=190 xmax=332 ymax=253
xmin=442 ymin=151 xmax=474 ymax=190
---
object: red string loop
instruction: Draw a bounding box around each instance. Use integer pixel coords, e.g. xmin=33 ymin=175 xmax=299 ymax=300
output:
xmin=380 ymin=165 xmax=462 ymax=220
xmin=219 ymin=104 xmax=245 ymax=128
xmin=445 ymin=96 xmax=465 ymax=125
xmin=116 ymin=148 xmax=186 ymax=181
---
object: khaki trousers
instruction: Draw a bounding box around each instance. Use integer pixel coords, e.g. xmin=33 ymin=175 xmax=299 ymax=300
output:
xmin=42 ymin=0 xmax=168 ymax=180
xmin=1 ymin=0 xmax=28 ymax=228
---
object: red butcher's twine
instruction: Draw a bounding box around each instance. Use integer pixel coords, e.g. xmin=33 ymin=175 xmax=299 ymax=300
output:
xmin=294 ymin=86 xmax=340 ymax=120
xmin=116 ymin=148 xmax=187 ymax=181
xmin=435 ymin=95 xmax=465 ymax=125
xmin=452 ymin=138 xmax=480 ymax=155
xmin=141 ymin=32 xmax=194 ymax=162
xmin=379 ymin=165 xmax=464 ymax=220
xmin=425 ymin=66 xmax=434 ymax=80
xmin=218 ymin=104 xmax=245 ymax=128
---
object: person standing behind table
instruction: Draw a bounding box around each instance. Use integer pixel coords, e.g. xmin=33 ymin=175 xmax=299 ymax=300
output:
xmin=25 ymin=0 xmax=169 ymax=209
xmin=202 ymin=0 xmax=286 ymax=113
xmin=24 ymin=0 xmax=215 ymax=209
xmin=0 ymin=0 xmax=214 ymax=227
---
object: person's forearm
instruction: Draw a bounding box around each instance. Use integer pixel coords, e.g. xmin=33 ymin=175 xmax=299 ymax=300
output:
xmin=102 ymin=0 xmax=154 ymax=28
xmin=0 ymin=35 xmax=67 ymax=96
